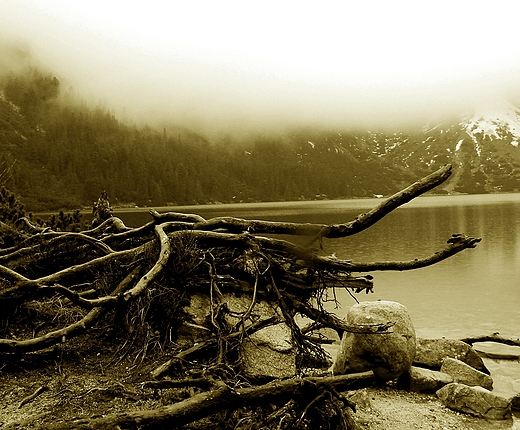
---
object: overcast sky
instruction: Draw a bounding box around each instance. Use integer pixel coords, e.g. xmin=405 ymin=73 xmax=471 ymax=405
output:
xmin=2 ymin=0 xmax=520 ymax=136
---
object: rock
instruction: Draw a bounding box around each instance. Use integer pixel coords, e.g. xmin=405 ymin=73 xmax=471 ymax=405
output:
xmin=347 ymin=388 xmax=372 ymax=411
xmin=473 ymin=342 xmax=520 ymax=360
xmin=397 ymin=366 xmax=453 ymax=393
xmin=332 ymin=301 xmax=416 ymax=380
xmin=223 ymin=292 xmax=297 ymax=379
xmin=176 ymin=294 xmax=213 ymax=347
xmin=511 ymin=393 xmax=520 ymax=411
xmin=299 ymin=347 xmax=333 ymax=370
xmin=414 ymin=338 xmax=489 ymax=374
xmin=240 ymin=341 xmax=297 ymax=379
xmin=177 ymin=292 xmax=298 ymax=379
xmin=440 ymin=357 xmax=493 ymax=390
xmin=436 ymin=383 xmax=512 ymax=420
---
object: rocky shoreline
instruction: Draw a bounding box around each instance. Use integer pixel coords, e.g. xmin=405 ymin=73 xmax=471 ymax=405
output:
xmin=325 ymin=300 xmax=520 ymax=428
xmin=184 ymin=294 xmax=520 ymax=426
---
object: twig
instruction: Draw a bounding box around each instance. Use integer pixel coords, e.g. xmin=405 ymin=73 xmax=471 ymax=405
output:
xmin=150 ymin=316 xmax=281 ymax=379
xmin=38 ymin=284 xmax=118 ymax=308
xmin=0 ymin=243 xmax=146 ymax=301
xmin=307 ymin=164 xmax=453 ymax=244
xmin=18 ymin=385 xmax=49 ymax=408
xmin=295 ymin=391 xmax=329 ymax=427
xmin=0 ymin=266 xmax=141 ymax=353
xmin=149 ymin=208 xmax=206 ymax=224
xmin=330 ymin=234 xmax=481 ymax=272
xmin=142 ymin=377 xmax=220 ymax=390
xmin=45 ymin=372 xmax=376 ymax=429
xmin=176 ymin=165 xmax=453 ymax=241
xmin=80 ymin=216 xmax=131 ymax=236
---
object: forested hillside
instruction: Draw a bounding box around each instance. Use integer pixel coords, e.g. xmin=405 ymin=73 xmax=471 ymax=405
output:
xmin=0 ymin=67 xmax=415 ymax=211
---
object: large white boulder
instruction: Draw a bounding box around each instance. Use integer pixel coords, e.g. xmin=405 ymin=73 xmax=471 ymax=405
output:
xmin=332 ymin=301 xmax=416 ymax=380
xmin=178 ymin=292 xmax=297 ymax=379
xmin=223 ymin=292 xmax=297 ymax=379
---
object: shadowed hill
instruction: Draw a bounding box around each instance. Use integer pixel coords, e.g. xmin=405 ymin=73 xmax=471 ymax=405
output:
xmin=0 ymin=68 xmax=417 ymax=211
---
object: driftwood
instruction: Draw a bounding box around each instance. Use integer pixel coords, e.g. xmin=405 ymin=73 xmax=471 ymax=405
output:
xmin=17 ymin=385 xmax=50 ymax=409
xmin=0 ymin=164 xmax=481 ymax=354
xmin=0 ymin=164 xmax=483 ymax=428
xmin=461 ymin=334 xmax=520 ymax=348
xmin=44 ymin=371 xmax=376 ymax=429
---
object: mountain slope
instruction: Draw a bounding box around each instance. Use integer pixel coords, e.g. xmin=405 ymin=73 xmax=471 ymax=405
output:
xmin=372 ymin=103 xmax=520 ymax=193
xmin=0 ymin=68 xmax=415 ymax=210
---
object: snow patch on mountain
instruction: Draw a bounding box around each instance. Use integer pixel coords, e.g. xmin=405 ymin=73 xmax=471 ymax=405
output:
xmin=462 ymin=102 xmax=520 ymax=147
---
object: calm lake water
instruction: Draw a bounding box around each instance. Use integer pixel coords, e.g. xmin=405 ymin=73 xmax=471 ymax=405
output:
xmin=115 ymin=193 xmax=520 ymax=340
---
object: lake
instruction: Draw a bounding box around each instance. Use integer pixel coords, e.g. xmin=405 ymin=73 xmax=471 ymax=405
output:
xmin=113 ymin=194 xmax=520 ymax=398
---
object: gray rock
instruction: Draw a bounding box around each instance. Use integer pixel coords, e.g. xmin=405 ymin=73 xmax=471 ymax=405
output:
xmin=414 ymin=338 xmax=489 ymax=374
xmin=332 ymin=301 xmax=416 ymax=380
xmin=223 ymin=292 xmax=297 ymax=379
xmin=240 ymin=341 xmax=297 ymax=379
xmin=177 ymin=294 xmax=213 ymax=347
xmin=473 ymin=342 xmax=520 ymax=360
xmin=398 ymin=366 xmax=453 ymax=393
xmin=436 ymin=383 xmax=512 ymax=420
xmin=440 ymin=357 xmax=493 ymax=390
xmin=178 ymin=292 xmax=298 ymax=379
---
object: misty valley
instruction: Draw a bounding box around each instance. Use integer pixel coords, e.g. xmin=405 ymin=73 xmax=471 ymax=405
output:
xmin=1 ymin=68 xmax=520 ymax=214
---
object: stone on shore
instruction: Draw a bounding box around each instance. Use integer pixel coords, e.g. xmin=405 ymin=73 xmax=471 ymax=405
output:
xmin=223 ymin=292 xmax=297 ymax=379
xmin=397 ymin=366 xmax=453 ymax=393
xmin=179 ymin=292 xmax=297 ymax=379
xmin=436 ymin=383 xmax=512 ymax=420
xmin=332 ymin=301 xmax=416 ymax=380
xmin=414 ymin=338 xmax=489 ymax=374
xmin=440 ymin=357 xmax=493 ymax=390
xmin=177 ymin=293 xmax=213 ymax=347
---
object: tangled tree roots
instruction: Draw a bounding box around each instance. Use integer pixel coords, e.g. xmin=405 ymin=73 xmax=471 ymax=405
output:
xmin=0 ymin=164 xmax=483 ymax=429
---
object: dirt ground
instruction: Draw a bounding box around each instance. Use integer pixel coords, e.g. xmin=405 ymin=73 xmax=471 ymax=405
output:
xmin=352 ymin=386 xmax=519 ymax=430
xmin=1 ymin=338 xmax=518 ymax=430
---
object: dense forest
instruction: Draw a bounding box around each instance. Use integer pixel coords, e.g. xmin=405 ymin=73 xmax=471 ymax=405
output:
xmin=0 ymin=67 xmax=418 ymax=211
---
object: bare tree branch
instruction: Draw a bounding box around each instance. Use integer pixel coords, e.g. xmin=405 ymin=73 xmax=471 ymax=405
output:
xmin=0 ymin=266 xmax=141 ymax=353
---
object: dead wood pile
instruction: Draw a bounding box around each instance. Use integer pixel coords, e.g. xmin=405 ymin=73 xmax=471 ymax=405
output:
xmin=0 ymin=164 xmax=482 ymax=429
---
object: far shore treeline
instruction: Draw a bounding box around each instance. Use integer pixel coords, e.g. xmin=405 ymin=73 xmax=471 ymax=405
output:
xmin=0 ymin=67 xmax=514 ymax=213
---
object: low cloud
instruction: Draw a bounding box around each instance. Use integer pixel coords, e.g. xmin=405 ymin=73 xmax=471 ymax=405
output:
xmin=2 ymin=2 xmax=520 ymax=138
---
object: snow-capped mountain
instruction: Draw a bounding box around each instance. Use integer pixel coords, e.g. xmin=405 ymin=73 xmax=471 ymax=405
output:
xmin=369 ymin=102 xmax=520 ymax=194
xmin=463 ymin=102 xmax=520 ymax=148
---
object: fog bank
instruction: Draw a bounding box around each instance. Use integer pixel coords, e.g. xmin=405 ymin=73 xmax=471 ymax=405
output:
xmin=2 ymin=1 xmax=520 ymax=137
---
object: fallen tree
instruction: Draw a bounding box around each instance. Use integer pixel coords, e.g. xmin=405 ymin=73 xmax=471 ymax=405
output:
xmin=0 ymin=164 xmax=484 ymax=429
xmin=46 ymin=372 xmax=377 ymax=430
